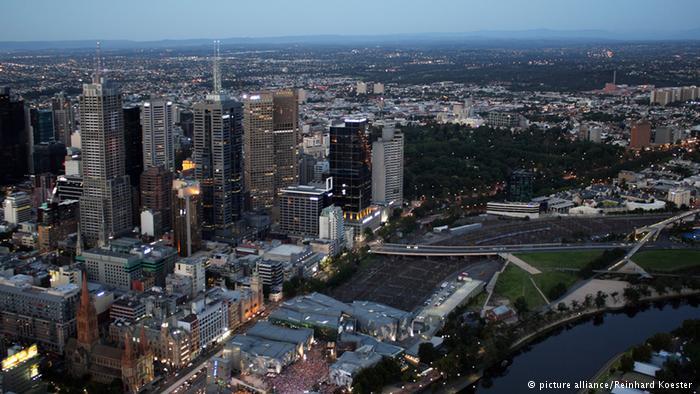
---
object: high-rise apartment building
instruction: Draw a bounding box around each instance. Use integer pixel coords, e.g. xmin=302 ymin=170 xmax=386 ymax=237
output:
xmin=371 ymin=124 xmax=404 ymax=207
xmin=243 ymin=90 xmax=299 ymax=212
xmin=329 ymin=119 xmax=372 ymax=221
xmin=630 ymin=120 xmax=652 ymax=150
xmin=141 ymin=98 xmax=175 ymax=171
xmin=0 ymin=87 xmax=30 ymax=184
xmin=79 ymin=72 xmax=133 ymax=247
xmin=319 ymin=204 xmax=344 ymax=243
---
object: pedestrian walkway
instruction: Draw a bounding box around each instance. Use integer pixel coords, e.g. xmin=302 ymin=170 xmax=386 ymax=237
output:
xmin=498 ymin=253 xmax=542 ymax=274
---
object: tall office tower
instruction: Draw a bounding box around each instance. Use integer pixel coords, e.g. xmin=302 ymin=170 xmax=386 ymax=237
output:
xmin=371 ymin=124 xmax=404 ymax=207
xmin=123 ymin=105 xmax=143 ymax=226
xmin=278 ymin=178 xmax=333 ymax=238
xmin=178 ymin=110 xmax=194 ymax=139
xmin=329 ymin=119 xmax=372 ymax=221
xmin=3 ymin=192 xmax=32 ymax=225
xmin=630 ymin=120 xmax=652 ymax=150
xmin=508 ymin=169 xmax=534 ymax=202
xmin=123 ymin=105 xmax=143 ymax=186
xmin=193 ymin=98 xmax=243 ymax=237
xmin=140 ymin=166 xmax=173 ymax=232
xmin=141 ymin=98 xmax=175 ymax=171
xmin=29 ymin=108 xmax=55 ymax=144
xmin=172 ymin=179 xmax=202 ymax=257
xmin=319 ymin=204 xmax=344 ymax=243
xmin=32 ymin=141 xmax=66 ymax=175
xmin=0 ymin=87 xmax=30 ymax=184
xmin=243 ymin=90 xmax=300 ymax=212
xmin=52 ymin=92 xmax=75 ymax=147
xmin=79 ymin=63 xmax=133 ymax=247
xmin=193 ymin=46 xmax=244 ymax=238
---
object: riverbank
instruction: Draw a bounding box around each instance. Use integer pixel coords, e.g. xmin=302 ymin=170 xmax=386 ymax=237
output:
xmin=576 ymin=352 xmax=624 ymax=394
xmin=427 ymin=290 xmax=700 ymax=394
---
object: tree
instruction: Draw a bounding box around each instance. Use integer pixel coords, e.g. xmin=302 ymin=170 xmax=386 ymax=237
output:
xmin=418 ymin=342 xmax=438 ymax=364
xmin=514 ymin=296 xmax=529 ymax=315
xmin=619 ymin=354 xmax=634 ymax=372
xmin=647 ymin=332 xmax=673 ymax=352
xmin=556 ymin=302 xmax=569 ymax=312
xmin=594 ymin=291 xmax=608 ymax=308
xmin=623 ymin=287 xmax=641 ymax=304
xmin=632 ymin=344 xmax=652 ymax=362
xmin=548 ymin=282 xmax=568 ymax=300
xmin=363 ymin=227 xmax=375 ymax=241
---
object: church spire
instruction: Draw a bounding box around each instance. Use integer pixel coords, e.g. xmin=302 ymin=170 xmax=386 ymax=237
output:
xmin=76 ymin=271 xmax=99 ymax=347
xmin=122 ymin=331 xmax=135 ymax=367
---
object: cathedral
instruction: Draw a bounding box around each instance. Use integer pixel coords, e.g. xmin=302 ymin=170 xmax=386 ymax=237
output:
xmin=64 ymin=272 xmax=154 ymax=392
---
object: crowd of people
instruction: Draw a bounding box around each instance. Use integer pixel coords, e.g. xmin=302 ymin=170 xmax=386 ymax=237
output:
xmin=267 ymin=345 xmax=336 ymax=393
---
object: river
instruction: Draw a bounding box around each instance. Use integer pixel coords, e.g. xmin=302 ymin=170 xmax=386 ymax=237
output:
xmin=462 ymin=299 xmax=699 ymax=393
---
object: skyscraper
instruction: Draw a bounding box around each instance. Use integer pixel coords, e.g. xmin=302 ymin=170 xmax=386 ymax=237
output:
xmin=329 ymin=119 xmax=372 ymax=221
xmin=123 ymin=105 xmax=144 ymax=187
xmin=371 ymin=124 xmax=404 ymax=207
xmin=0 ymin=87 xmax=30 ymax=184
xmin=141 ymin=98 xmax=175 ymax=171
xmin=29 ymin=108 xmax=55 ymax=144
xmin=193 ymin=45 xmax=243 ymax=238
xmin=124 ymin=105 xmax=144 ymax=226
xmin=243 ymin=90 xmax=299 ymax=212
xmin=140 ymin=165 xmax=173 ymax=232
xmin=52 ymin=92 xmax=75 ymax=147
xmin=79 ymin=59 xmax=133 ymax=247
xmin=172 ymin=179 xmax=202 ymax=257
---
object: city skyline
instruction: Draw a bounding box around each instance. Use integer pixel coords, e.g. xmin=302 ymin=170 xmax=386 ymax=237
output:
xmin=2 ymin=0 xmax=700 ymax=42
xmin=1 ymin=2 xmax=699 ymax=392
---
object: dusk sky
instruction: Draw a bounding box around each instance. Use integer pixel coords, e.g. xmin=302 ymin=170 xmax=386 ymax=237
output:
xmin=2 ymin=0 xmax=700 ymax=41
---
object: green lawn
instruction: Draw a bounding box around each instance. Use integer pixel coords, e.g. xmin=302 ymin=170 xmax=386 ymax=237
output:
xmin=494 ymin=265 xmax=547 ymax=309
xmin=516 ymin=250 xmax=604 ymax=271
xmin=533 ymin=271 xmax=580 ymax=301
xmin=633 ymin=250 xmax=700 ymax=272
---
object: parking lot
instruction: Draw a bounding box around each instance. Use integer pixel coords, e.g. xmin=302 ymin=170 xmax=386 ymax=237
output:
xmin=332 ymin=256 xmax=501 ymax=312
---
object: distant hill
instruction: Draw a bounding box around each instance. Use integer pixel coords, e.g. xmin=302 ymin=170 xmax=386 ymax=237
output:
xmin=1 ymin=29 xmax=699 ymax=51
